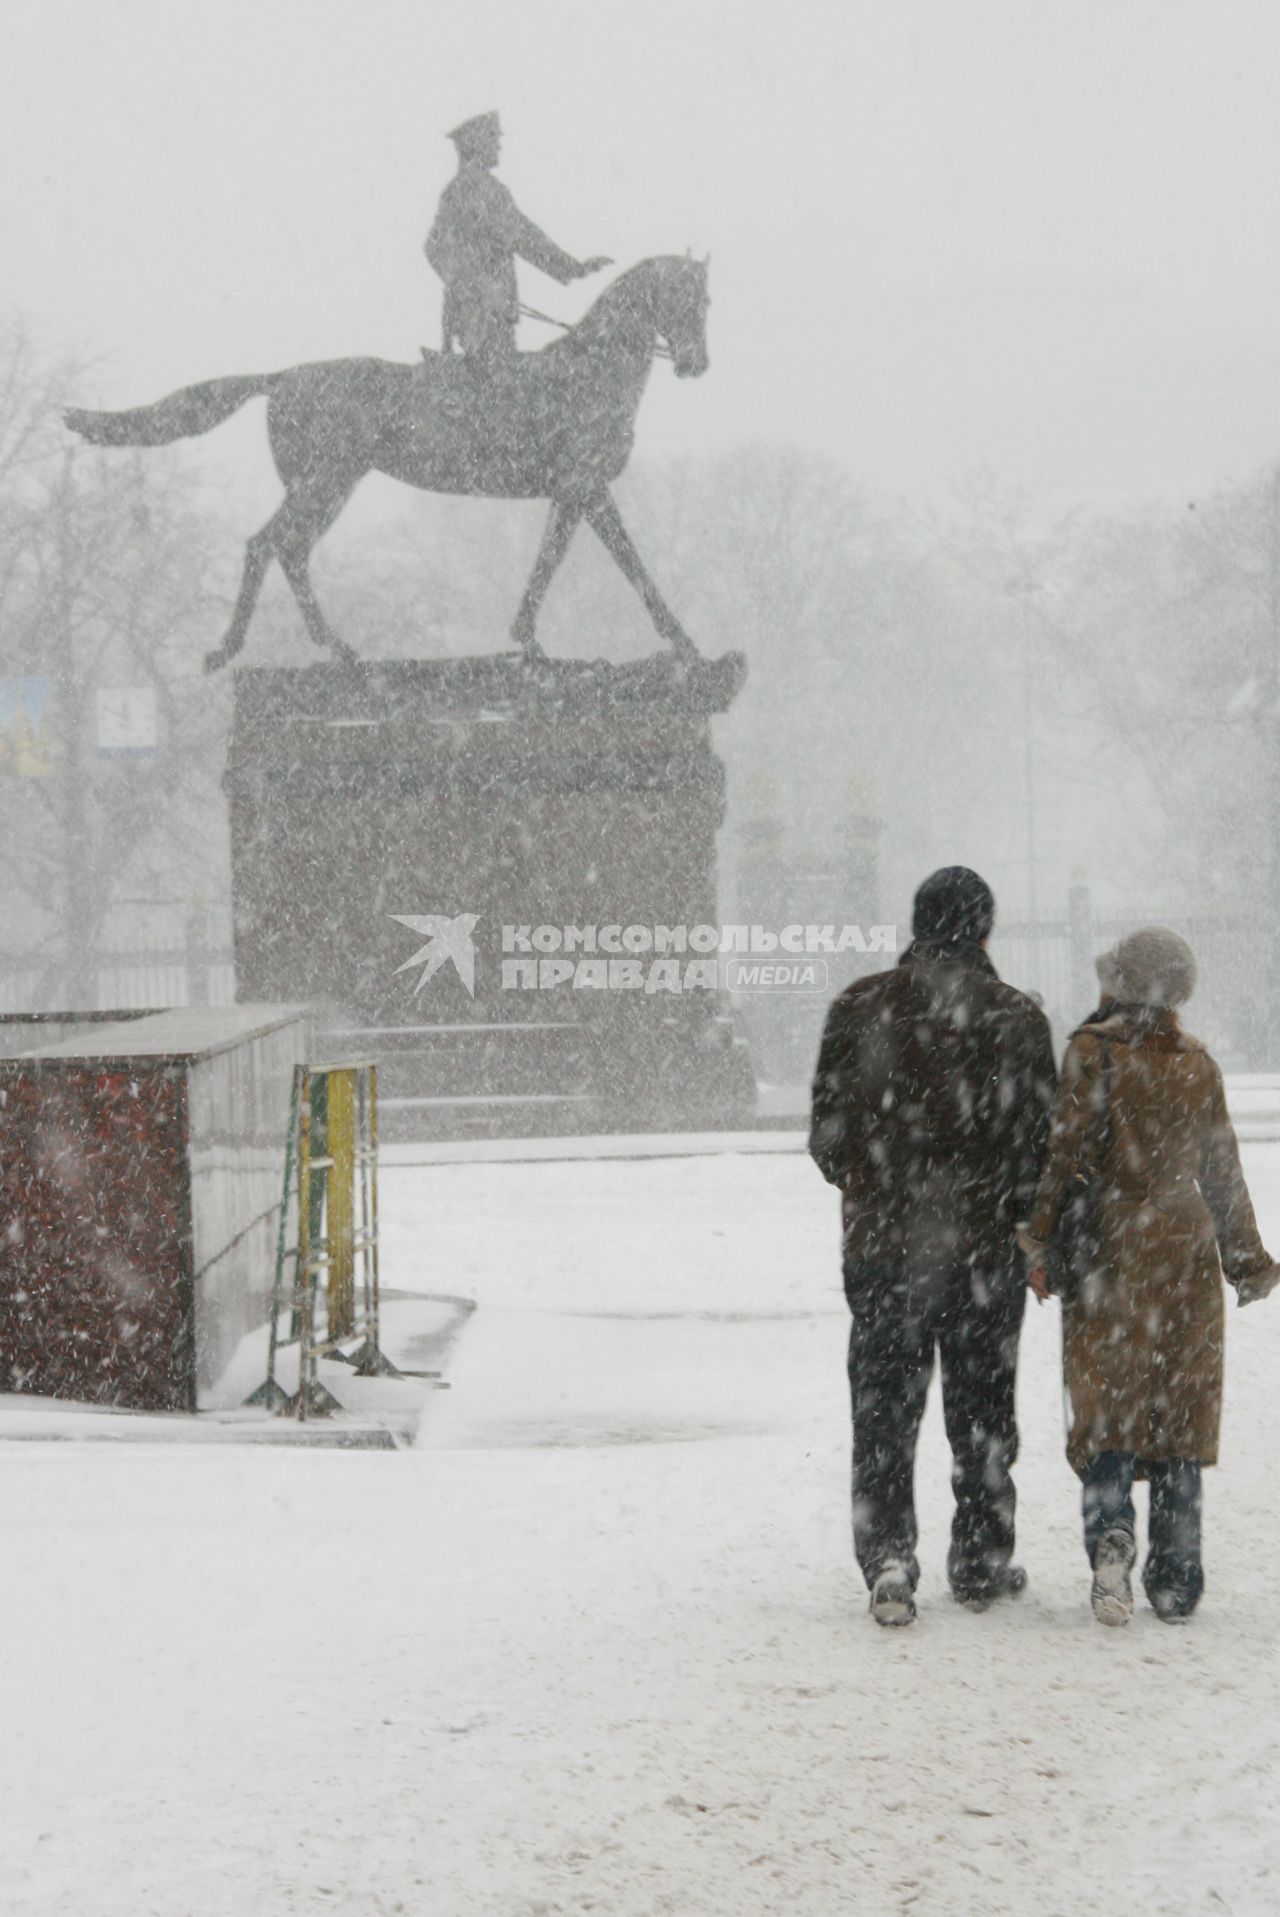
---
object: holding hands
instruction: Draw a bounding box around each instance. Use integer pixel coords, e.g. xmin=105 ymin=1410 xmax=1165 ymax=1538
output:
xmin=1017 ymin=1227 xmax=1051 ymax=1304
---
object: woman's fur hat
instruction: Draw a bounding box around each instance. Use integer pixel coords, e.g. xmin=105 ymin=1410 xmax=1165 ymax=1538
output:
xmin=1095 ymin=926 xmax=1196 ymax=1009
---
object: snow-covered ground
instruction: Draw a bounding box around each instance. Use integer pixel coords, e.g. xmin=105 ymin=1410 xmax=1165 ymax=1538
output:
xmin=4 ymin=1145 xmax=1280 ymax=1916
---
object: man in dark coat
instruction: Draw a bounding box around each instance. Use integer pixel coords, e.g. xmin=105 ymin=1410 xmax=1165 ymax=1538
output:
xmin=425 ymin=112 xmax=612 ymax=365
xmin=810 ymin=866 xmax=1057 ymax=1625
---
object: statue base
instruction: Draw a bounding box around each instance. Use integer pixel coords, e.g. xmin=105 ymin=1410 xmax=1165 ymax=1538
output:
xmin=225 ymin=652 xmax=755 ymax=1138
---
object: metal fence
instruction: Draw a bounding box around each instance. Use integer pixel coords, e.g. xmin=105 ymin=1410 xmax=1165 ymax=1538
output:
xmin=989 ymin=901 xmax=1266 ymax=1070
xmin=0 ymin=946 xmax=237 ymax=1017
xmin=1 ymin=900 xmax=1268 ymax=1081
xmin=740 ymin=894 xmax=1270 ymax=1088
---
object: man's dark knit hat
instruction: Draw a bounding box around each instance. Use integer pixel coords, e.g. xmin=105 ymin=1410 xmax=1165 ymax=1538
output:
xmin=912 ymin=866 xmax=995 ymax=944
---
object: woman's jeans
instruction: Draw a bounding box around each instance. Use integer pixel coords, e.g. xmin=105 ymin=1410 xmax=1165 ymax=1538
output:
xmin=1081 ymin=1451 xmax=1204 ymax=1615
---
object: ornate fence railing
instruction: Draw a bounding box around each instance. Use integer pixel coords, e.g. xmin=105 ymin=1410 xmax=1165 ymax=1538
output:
xmin=0 ymin=947 xmax=237 ymax=1021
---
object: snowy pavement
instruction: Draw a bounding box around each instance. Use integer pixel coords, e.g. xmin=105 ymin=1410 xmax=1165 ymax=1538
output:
xmin=4 ymin=1149 xmax=1280 ymax=1915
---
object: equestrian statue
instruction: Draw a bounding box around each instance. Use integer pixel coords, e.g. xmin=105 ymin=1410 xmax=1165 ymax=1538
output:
xmin=64 ymin=107 xmax=711 ymax=674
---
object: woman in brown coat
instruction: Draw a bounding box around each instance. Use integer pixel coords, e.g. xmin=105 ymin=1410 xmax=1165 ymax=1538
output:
xmin=1020 ymin=927 xmax=1279 ymax=1626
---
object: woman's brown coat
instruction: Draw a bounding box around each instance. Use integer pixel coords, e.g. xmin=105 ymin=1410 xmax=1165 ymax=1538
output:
xmin=1024 ymin=1010 xmax=1274 ymax=1475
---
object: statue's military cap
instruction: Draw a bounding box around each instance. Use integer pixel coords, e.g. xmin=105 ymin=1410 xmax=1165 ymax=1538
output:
xmin=448 ymin=111 xmax=501 ymax=147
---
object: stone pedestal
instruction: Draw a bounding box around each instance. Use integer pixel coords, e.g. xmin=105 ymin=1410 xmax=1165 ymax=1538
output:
xmin=225 ymin=654 xmax=755 ymax=1137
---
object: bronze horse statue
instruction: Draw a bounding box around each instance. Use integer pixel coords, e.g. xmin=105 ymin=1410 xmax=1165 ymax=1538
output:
xmin=65 ymin=256 xmax=710 ymax=672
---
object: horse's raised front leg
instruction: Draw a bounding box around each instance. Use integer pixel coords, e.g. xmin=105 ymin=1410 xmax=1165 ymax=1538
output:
xmin=583 ymin=487 xmax=700 ymax=660
xmin=204 ymin=476 xmax=358 ymax=672
xmin=511 ymin=498 xmax=584 ymax=657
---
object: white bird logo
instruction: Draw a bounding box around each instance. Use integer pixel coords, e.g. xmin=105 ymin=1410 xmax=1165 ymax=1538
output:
xmin=390 ymin=913 xmax=479 ymax=997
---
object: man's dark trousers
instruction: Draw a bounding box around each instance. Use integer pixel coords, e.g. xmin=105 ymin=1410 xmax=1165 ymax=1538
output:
xmin=845 ymin=1260 xmax=1027 ymax=1597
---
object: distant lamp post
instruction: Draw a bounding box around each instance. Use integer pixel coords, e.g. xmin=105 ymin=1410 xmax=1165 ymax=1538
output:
xmin=1006 ymin=571 xmax=1041 ymax=989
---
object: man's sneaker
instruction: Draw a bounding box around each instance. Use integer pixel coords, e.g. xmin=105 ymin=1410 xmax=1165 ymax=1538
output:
xmin=1091 ymin=1530 xmax=1136 ymax=1627
xmin=952 ymin=1564 xmax=1028 ymax=1612
xmin=870 ymin=1565 xmax=917 ymax=1627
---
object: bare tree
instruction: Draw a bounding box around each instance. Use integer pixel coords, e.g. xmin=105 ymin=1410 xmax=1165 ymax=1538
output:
xmin=0 ymin=323 xmax=233 ymax=1005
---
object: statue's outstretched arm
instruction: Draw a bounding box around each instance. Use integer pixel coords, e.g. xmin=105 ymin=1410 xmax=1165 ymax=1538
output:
xmin=488 ymin=177 xmax=589 ymax=284
xmin=510 ymin=206 xmax=586 ymax=284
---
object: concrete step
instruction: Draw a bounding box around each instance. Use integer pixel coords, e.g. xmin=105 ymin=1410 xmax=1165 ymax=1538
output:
xmin=318 ymin=1019 xmax=593 ymax=1100
xmin=378 ymin=1091 xmax=599 ymax=1142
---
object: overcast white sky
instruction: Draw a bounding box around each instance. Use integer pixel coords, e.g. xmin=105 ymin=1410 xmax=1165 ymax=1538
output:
xmin=5 ymin=0 xmax=1280 ymax=511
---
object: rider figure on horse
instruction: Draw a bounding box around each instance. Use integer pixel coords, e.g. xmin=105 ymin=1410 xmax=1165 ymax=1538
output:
xmin=425 ymin=112 xmax=612 ymax=366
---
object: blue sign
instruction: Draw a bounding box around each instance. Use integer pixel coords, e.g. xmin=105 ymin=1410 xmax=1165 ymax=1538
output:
xmin=0 ymin=677 xmax=52 ymax=777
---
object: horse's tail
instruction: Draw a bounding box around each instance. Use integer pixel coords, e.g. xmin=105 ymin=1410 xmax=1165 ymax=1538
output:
xmin=64 ymin=372 xmax=280 ymax=448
